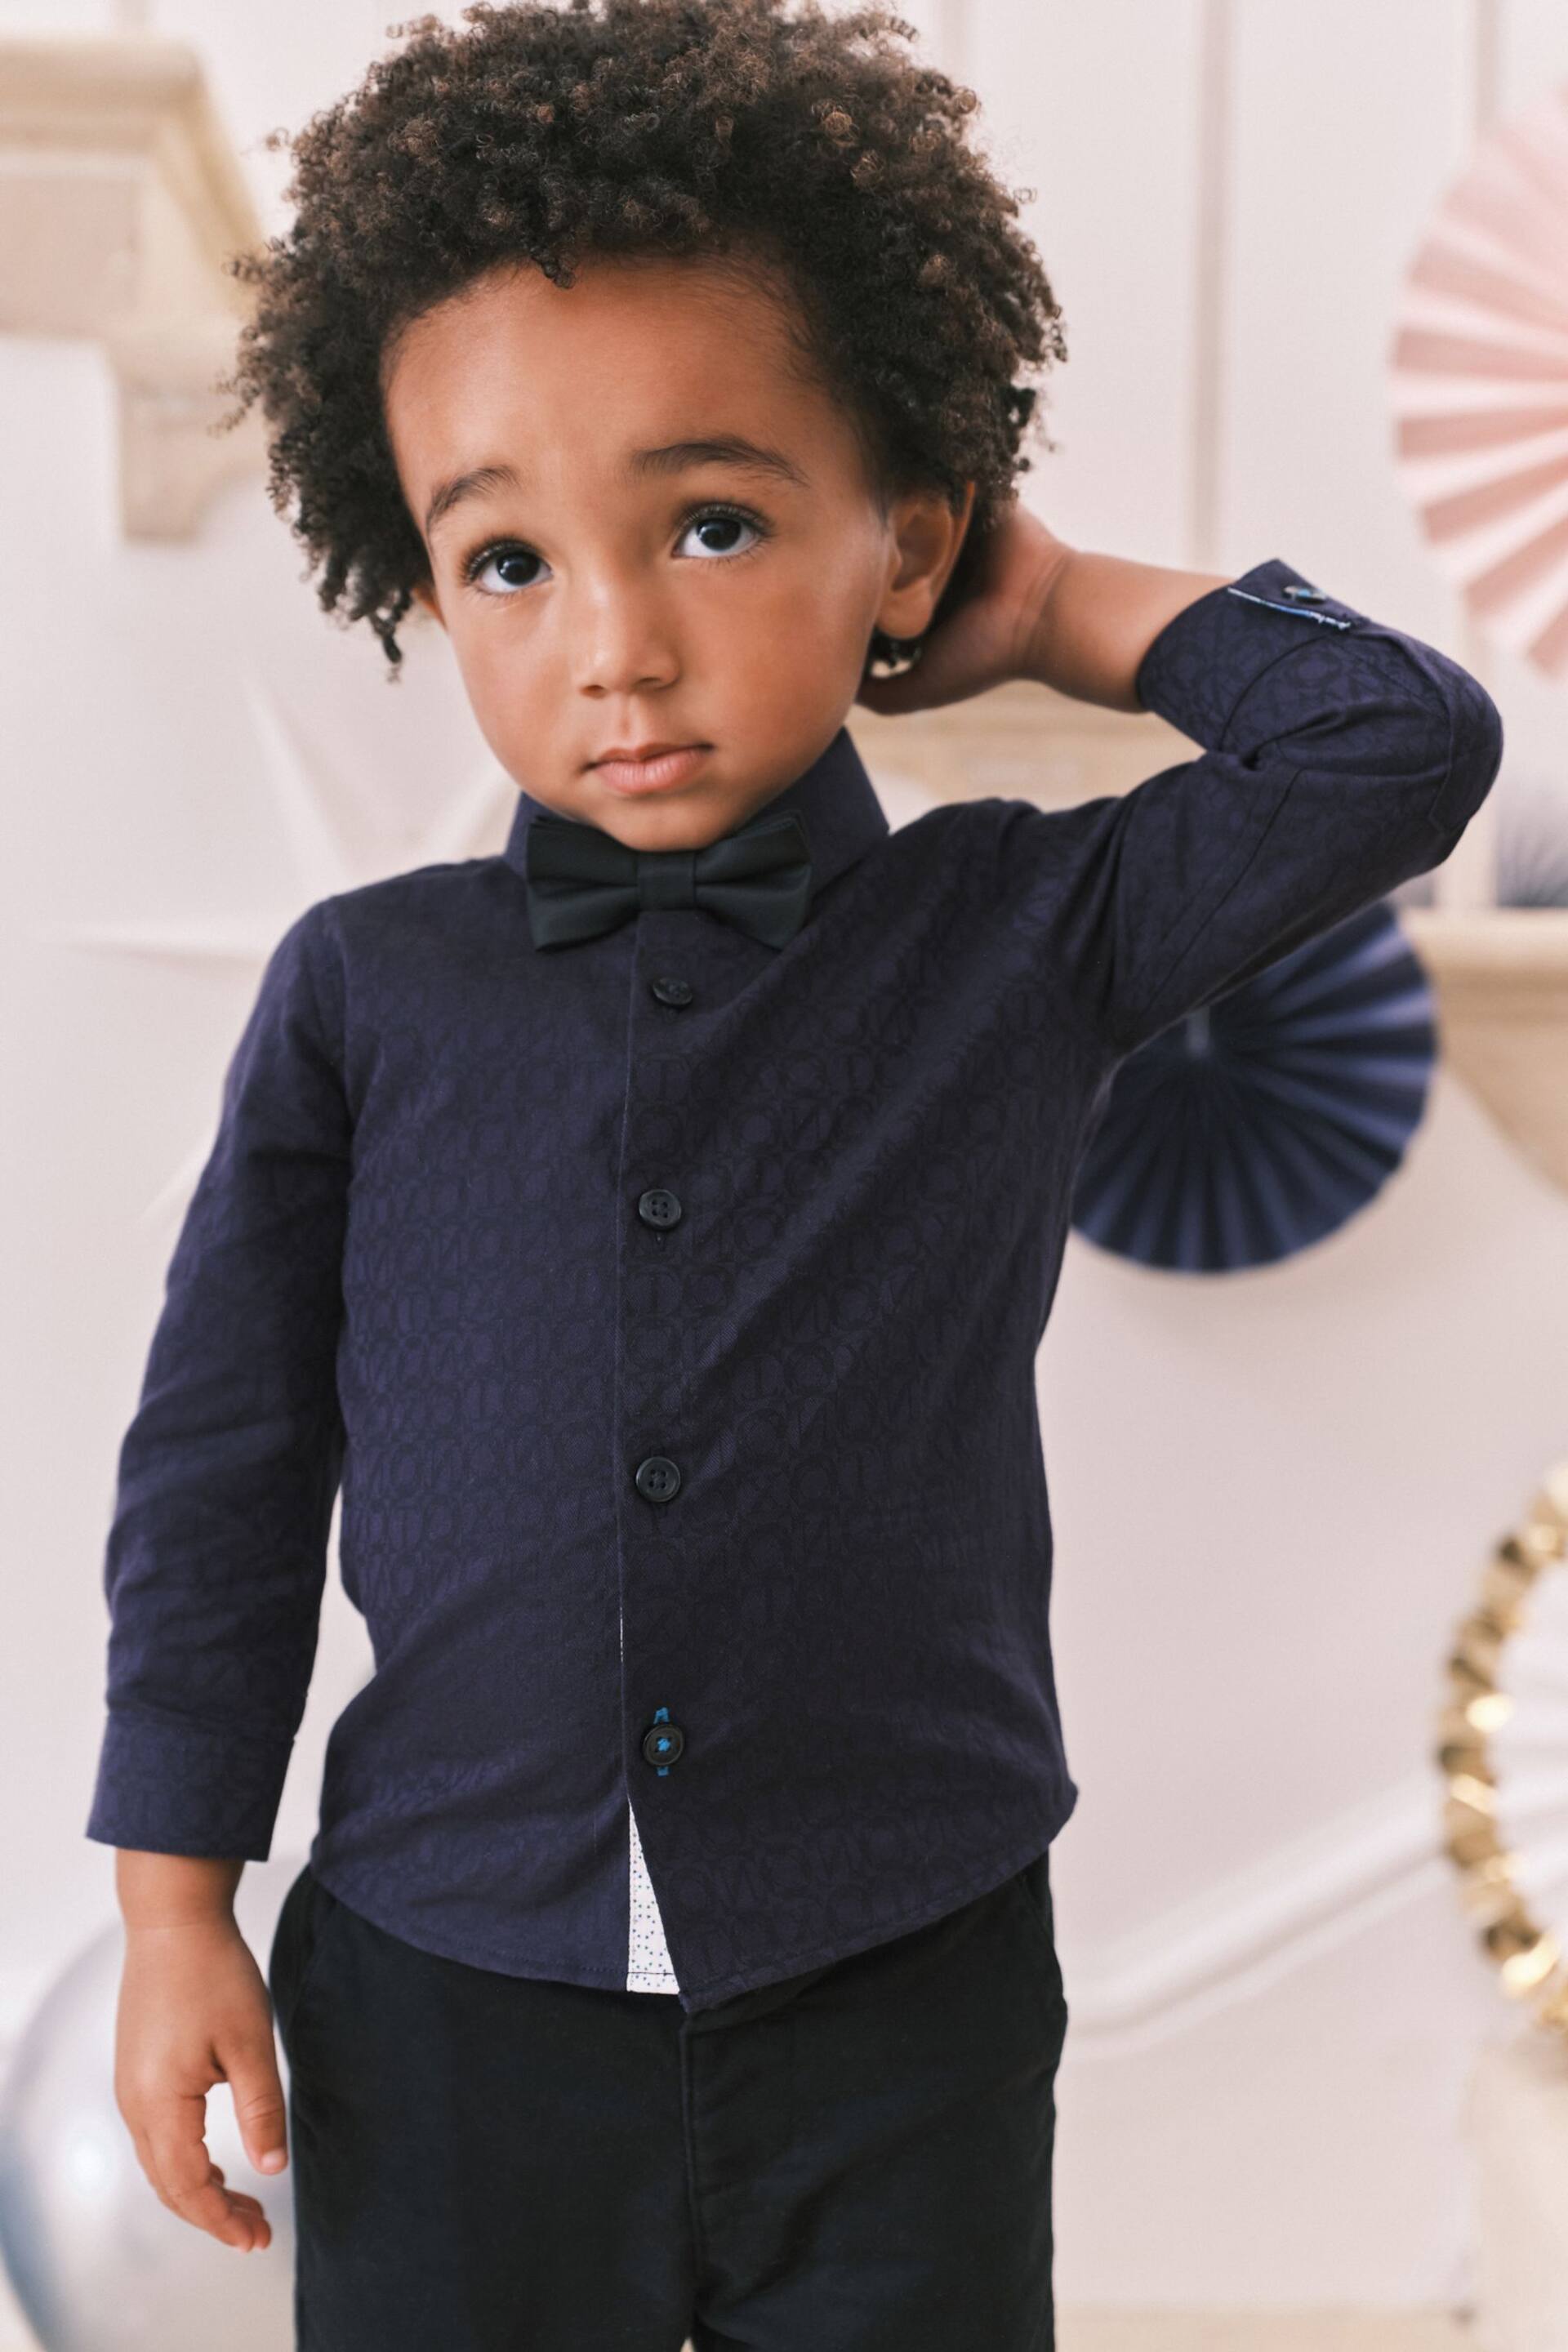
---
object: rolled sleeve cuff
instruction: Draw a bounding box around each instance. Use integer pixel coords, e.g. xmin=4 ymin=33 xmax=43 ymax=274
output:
xmin=84 ymin=1705 xmax=293 ymax=1860
xmin=1134 ymin=555 xmax=1369 ymax=747
xmin=1134 ymin=553 xmax=1504 ymax=835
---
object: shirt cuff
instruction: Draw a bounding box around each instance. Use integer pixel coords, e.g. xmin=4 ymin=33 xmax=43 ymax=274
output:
xmin=1134 ymin=555 xmax=1365 ymax=750
xmin=84 ymin=1705 xmax=294 ymax=1861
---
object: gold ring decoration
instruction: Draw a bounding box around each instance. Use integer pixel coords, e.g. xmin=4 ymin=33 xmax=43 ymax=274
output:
xmin=1437 ymin=1458 xmax=1568 ymax=2037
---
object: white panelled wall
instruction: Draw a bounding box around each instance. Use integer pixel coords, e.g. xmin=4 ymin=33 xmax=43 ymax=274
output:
xmin=4 ymin=0 xmax=1568 ymax=2318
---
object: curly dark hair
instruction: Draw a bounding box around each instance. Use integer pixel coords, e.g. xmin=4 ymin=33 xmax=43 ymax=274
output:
xmin=215 ymin=0 xmax=1067 ymax=678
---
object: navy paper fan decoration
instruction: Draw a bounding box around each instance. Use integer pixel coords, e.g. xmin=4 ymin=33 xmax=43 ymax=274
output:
xmin=1069 ymin=900 xmax=1437 ymax=1274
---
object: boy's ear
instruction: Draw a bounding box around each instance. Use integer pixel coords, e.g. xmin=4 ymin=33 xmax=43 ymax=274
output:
xmin=877 ymin=479 xmax=976 ymax=641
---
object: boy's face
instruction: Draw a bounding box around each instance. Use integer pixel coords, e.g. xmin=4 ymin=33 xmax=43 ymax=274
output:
xmin=385 ymin=250 xmax=973 ymax=849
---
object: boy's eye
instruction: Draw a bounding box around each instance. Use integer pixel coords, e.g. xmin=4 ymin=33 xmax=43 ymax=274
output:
xmin=461 ymin=503 xmax=768 ymax=597
xmin=676 ymin=507 xmax=764 ymax=562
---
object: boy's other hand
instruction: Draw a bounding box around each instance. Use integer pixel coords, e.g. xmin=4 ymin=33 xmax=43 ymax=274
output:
xmin=114 ymin=1916 xmax=288 ymax=2253
xmin=854 ymin=496 xmax=1074 ymax=719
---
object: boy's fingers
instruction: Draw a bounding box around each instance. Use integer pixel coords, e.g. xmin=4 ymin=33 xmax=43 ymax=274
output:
xmin=224 ymin=2039 xmax=289 ymax=2174
xmin=205 ymin=2164 xmax=270 ymax=2225
xmin=137 ymin=2097 xmax=265 ymax=2247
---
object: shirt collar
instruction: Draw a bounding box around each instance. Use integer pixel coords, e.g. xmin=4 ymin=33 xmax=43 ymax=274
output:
xmin=501 ymin=725 xmax=890 ymax=920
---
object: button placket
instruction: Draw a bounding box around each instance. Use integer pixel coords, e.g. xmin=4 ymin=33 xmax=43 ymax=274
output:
xmin=622 ymin=927 xmax=715 ymax=1812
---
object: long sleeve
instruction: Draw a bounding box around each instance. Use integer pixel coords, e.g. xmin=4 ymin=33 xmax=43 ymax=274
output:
xmin=83 ymin=898 xmax=350 ymax=1860
xmin=995 ymin=555 xmax=1504 ymax=1061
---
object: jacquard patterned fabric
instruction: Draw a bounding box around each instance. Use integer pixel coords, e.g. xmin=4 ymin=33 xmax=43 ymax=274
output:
xmin=84 ymin=555 xmax=1503 ymax=2012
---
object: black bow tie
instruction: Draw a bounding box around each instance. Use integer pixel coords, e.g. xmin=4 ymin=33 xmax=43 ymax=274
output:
xmin=523 ymin=805 xmax=814 ymax=950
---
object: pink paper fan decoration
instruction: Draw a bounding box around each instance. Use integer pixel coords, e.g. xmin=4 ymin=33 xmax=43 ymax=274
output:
xmin=1388 ymin=81 xmax=1568 ymax=681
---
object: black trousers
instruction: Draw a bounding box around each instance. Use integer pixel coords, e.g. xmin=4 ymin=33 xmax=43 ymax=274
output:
xmin=268 ymin=1848 xmax=1067 ymax=2351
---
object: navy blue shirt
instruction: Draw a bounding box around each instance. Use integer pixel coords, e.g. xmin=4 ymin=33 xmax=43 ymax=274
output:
xmin=84 ymin=555 xmax=1503 ymax=2013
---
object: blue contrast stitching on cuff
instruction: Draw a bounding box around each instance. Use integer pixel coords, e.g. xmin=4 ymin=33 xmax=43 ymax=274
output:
xmin=1223 ymin=585 xmax=1354 ymax=630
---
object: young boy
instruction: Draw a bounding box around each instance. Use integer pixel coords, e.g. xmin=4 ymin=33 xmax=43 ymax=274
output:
xmin=85 ymin=2 xmax=1503 ymax=2345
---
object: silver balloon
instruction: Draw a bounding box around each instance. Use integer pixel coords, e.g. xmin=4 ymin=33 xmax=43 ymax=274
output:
xmin=0 ymin=1854 xmax=305 ymax=2351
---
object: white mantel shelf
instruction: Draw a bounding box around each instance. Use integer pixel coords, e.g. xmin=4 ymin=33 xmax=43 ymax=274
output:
xmin=1403 ymin=907 xmax=1568 ymax=1197
xmin=853 ymin=676 xmax=1196 ymax=806
xmin=0 ymin=31 xmax=266 ymax=535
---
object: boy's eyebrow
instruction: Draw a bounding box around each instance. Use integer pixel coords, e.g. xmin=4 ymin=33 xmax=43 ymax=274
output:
xmin=424 ymin=436 xmax=809 ymax=538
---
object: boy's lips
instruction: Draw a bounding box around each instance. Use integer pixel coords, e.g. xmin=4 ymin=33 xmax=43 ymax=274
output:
xmin=591 ymin=745 xmax=711 ymax=795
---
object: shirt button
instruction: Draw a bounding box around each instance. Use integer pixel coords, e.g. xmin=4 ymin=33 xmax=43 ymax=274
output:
xmin=1282 ymin=583 xmax=1326 ymax=604
xmin=641 ymin=1721 xmax=686 ymax=1768
xmin=634 ymin=1454 xmax=682 ymax=1502
xmin=650 ymin=975 xmax=694 ymax=1007
xmin=638 ymin=1187 xmax=682 ymax=1229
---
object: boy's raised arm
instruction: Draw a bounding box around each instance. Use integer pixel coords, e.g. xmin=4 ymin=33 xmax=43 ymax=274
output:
xmin=999 ymin=545 xmax=1503 ymax=1061
xmin=1018 ymin=544 xmax=1234 ymax=711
